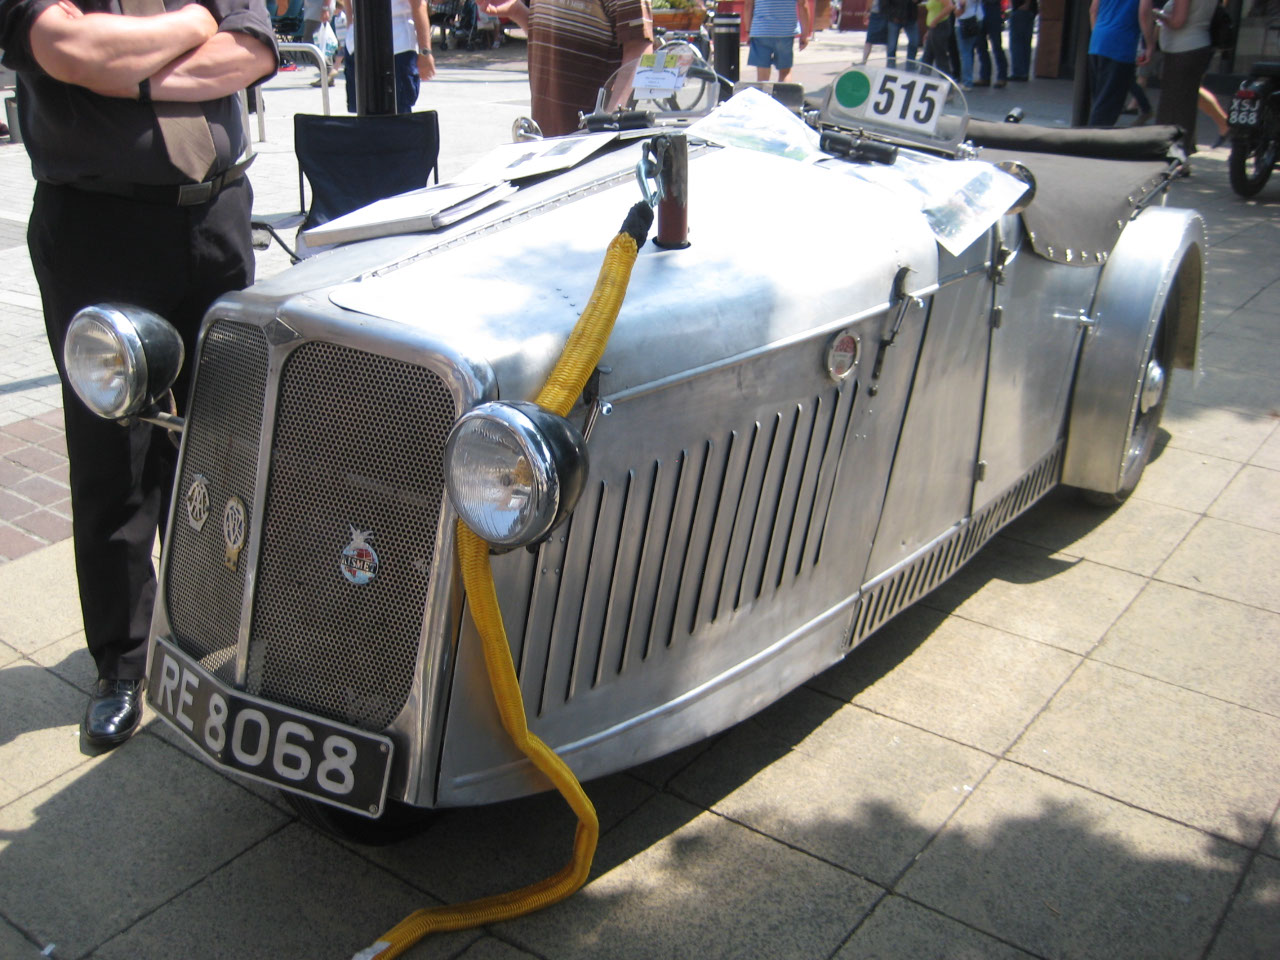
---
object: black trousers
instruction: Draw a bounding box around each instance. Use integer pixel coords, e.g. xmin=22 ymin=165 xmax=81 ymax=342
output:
xmin=27 ymin=178 xmax=255 ymax=681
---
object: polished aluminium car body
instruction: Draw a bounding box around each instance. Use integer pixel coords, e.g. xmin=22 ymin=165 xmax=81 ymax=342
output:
xmin=110 ymin=63 xmax=1205 ymax=824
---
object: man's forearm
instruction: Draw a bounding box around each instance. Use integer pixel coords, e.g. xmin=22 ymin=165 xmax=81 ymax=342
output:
xmin=30 ymin=2 xmax=216 ymax=90
xmin=150 ymin=31 xmax=276 ymax=100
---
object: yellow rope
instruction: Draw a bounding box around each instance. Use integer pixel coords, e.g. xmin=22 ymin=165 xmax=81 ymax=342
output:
xmin=357 ymin=226 xmax=644 ymax=960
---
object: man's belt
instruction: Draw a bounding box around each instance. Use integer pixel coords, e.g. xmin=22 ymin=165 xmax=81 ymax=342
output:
xmin=62 ymin=156 xmax=255 ymax=206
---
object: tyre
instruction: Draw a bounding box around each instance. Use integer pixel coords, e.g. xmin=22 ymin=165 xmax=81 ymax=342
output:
xmin=1228 ymin=135 xmax=1277 ymax=198
xmin=283 ymin=791 xmax=437 ymax=845
xmin=1083 ymin=315 xmax=1169 ymax=507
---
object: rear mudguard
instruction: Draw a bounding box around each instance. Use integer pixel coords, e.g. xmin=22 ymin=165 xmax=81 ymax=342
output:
xmin=1061 ymin=206 xmax=1206 ymax=496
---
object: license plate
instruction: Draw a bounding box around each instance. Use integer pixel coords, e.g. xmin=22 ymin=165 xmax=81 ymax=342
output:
xmin=1229 ymin=99 xmax=1259 ymax=125
xmin=147 ymin=636 xmax=394 ymax=817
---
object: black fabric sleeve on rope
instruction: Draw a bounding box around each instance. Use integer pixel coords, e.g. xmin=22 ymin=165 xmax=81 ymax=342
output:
xmin=621 ymin=202 xmax=654 ymax=249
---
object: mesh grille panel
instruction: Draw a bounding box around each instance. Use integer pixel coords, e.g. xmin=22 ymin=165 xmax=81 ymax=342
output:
xmin=248 ymin=342 xmax=455 ymax=731
xmin=165 ymin=321 xmax=269 ymax=681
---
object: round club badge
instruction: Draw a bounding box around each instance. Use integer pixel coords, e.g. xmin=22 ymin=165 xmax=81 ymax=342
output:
xmin=826 ymin=329 xmax=861 ymax=381
xmin=340 ymin=527 xmax=379 ymax=585
xmin=222 ymin=496 xmax=247 ymax=572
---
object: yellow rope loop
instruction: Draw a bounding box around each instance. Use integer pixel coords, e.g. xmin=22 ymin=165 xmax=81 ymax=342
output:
xmin=358 ymin=220 xmax=643 ymax=960
xmin=535 ymin=232 xmax=640 ymax=417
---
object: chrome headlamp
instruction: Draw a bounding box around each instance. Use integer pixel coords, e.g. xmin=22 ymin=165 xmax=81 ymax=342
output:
xmin=63 ymin=303 xmax=184 ymax=420
xmin=445 ymin=401 xmax=589 ymax=548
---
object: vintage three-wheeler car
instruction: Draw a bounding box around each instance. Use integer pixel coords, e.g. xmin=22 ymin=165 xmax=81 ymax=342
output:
xmin=62 ymin=56 xmax=1203 ymax=866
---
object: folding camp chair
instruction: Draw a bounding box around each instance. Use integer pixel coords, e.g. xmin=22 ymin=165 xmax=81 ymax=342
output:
xmin=254 ymin=110 xmax=441 ymax=261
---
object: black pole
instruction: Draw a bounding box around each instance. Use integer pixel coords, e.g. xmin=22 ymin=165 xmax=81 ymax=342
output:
xmin=354 ymin=0 xmax=397 ymax=115
xmin=1069 ymin=0 xmax=1092 ymax=127
xmin=713 ymin=12 xmax=740 ymax=101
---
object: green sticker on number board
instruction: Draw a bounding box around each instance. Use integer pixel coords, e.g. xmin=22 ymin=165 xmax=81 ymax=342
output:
xmin=835 ymin=70 xmax=872 ymax=109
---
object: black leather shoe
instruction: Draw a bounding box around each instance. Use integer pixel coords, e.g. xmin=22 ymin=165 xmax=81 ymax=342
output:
xmin=83 ymin=678 xmax=145 ymax=748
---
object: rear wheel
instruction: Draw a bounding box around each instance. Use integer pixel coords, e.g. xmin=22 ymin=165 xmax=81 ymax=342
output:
xmin=283 ymin=792 xmax=437 ymax=846
xmin=1228 ymin=135 xmax=1277 ymax=198
xmin=1083 ymin=316 xmax=1169 ymax=507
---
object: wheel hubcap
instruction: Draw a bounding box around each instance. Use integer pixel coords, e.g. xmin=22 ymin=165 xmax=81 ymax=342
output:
xmin=1139 ymin=357 xmax=1165 ymax=414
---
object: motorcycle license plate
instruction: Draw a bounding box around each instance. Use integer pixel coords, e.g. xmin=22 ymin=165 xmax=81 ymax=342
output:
xmin=147 ymin=636 xmax=393 ymax=817
xmin=1229 ymin=99 xmax=1260 ymax=126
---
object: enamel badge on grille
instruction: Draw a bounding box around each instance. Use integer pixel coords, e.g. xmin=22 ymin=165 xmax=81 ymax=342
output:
xmin=185 ymin=474 xmax=210 ymax=531
xmin=222 ymin=496 xmax=247 ymax=572
xmin=340 ymin=527 xmax=379 ymax=585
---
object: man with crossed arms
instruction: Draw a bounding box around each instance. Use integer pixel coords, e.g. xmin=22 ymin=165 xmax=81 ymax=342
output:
xmin=0 ymin=0 xmax=277 ymax=747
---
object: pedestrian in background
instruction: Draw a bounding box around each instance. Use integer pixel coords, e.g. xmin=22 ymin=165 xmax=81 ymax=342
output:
xmin=861 ymin=0 xmax=890 ymax=62
xmin=1088 ymin=0 xmax=1141 ymax=125
xmin=0 ymin=0 xmax=277 ymax=748
xmin=338 ymin=0 xmax=435 ymax=114
xmin=1141 ymin=0 xmax=1217 ymax=153
xmin=884 ymin=0 xmax=919 ymax=62
xmin=1007 ymin=0 xmax=1035 ymax=80
xmin=744 ymin=0 xmax=812 ymax=82
xmin=955 ymin=0 xmax=981 ymax=88
xmin=479 ymin=0 xmax=653 ymax=136
xmin=977 ymin=0 xmax=1006 ymax=85
xmin=920 ymin=0 xmax=954 ymax=70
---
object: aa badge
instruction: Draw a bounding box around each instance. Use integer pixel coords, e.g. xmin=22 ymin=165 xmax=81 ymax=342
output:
xmin=185 ymin=474 xmax=210 ymax=532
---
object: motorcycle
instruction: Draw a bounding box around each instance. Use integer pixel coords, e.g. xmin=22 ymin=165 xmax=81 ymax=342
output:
xmin=1227 ymin=61 xmax=1280 ymax=197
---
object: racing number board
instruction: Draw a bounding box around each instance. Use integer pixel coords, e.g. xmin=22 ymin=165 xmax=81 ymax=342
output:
xmin=833 ymin=66 xmax=946 ymax=137
xmin=147 ymin=636 xmax=394 ymax=817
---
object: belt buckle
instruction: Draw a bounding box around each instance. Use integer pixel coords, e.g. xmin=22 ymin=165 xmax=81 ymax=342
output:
xmin=177 ymin=180 xmax=215 ymax=206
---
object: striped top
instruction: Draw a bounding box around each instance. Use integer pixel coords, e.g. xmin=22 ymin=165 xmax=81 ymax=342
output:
xmin=528 ymin=0 xmax=653 ymax=136
xmin=749 ymin=0 xmax=799 ymax=38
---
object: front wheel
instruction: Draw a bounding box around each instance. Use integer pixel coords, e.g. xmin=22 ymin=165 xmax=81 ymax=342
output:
xmin=1228 ymin=135 xmax=1277 ymax=198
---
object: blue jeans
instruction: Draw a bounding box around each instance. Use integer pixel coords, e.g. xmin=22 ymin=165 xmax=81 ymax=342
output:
xmin=957 ymin=20 xmax=980 ymax=86
xmin=1087 ymin=53 xmax=1135 ymax=127
xmin=343 ymin=50 xmax=421 ymax=114
xmin=1008 ymin=9 xmax=1034 ymax=79
xmin=885 ymin=19 xmax=919 ymax=63
xmin=979 ymin=1 xmax=1007 ymax=83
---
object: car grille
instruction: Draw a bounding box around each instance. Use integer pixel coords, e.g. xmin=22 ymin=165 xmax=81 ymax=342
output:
xmin=165 ymin=330 xmax=455 ymax=732
xmin=247 ymin=342 xmax=455 ymax=731
xmin=165 ymin=320 xmax=269 ymax=682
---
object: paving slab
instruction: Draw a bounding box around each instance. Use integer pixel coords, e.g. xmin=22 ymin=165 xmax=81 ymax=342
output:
xmin=0 ymin=734 xmax=287 ymax=960
xmin=670 ymin=690 xmax=994 ymax=885
xmin=499 ymin=793 xmax=880 ymax=960
xmin=835 ymin=894 xmax=1038 ymax=960
xmin=1094 ymin=580 xmax=1280 ymax=716
xmin=917 ymin=534 xmax=1147 ymax=654
xmin=0 ymin=637 xmax=17 ymax=668
xmin=1131 ymin=444 xmax=1242 ymax=514
xmin=353 ymin=772 xmax=654 ymax=904
xmin=1157 ymin=517 xmax=1280 ymax=614
xmin=453 ymin=937 xmax=543 ymax=960
xmin=93 ymin=823 xmax=478 ymax=960
xmin=0 ymin=659 xmax=91 ymax=807
xmin=1001 ymin=490 xmax=1198 ymax=578
xmin=1207 ymin=463 xmax=1280 ymax=535
xmin=27 ymin=630 xmax=95 ymax=695
xmin=1170 ymin=364 xmax=1280 ymax=420
xmin=898 ymin=761 xmax=1250 ymax=960
xmin=0 ymin=919 xmax=46 ymax=960
xmin=0 ymin=537 xmax=81 ymax=653
xmin=1010 ymin=660 xmax=1280 ymax=846
xmin=1162 ymin=400 xmax=1277 ymax=463
xmin=813 ymin=607 xmax=1078 ymax=752
xmin=1252 ymin=425 xmax=1280 ymax=470
xmin=1205 ymin=852 xmax=1280 ymax=960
